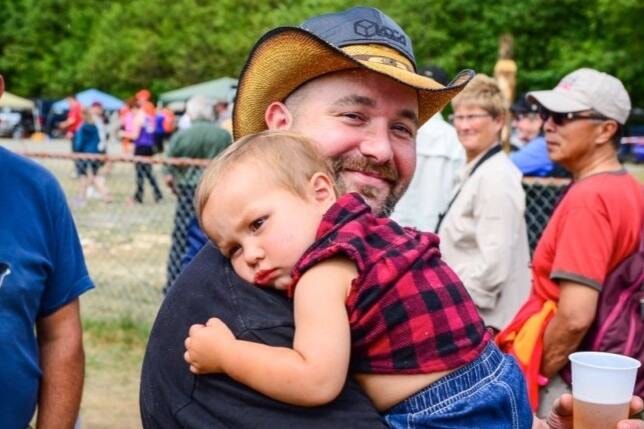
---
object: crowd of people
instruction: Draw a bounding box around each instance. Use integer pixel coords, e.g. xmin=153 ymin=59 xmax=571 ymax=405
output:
xmin=57 ymin=86 xmax=234 ymax=293
xmin=1 ymin=5 xmax=643 ymax=429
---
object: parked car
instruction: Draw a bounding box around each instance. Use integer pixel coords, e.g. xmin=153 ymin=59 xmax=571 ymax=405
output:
xmin=619 ymin=107 xmax=644 ymax=164
xmin=0 ymin=108 xmax=33 ymax=138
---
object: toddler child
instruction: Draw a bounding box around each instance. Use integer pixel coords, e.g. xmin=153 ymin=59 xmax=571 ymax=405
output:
xmin=184 ymin=131 xmax=532 ymax=428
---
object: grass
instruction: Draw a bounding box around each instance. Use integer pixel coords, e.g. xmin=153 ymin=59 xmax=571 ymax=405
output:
xmin=35 ymin=153 xmax=176 ymax=325
xmin=82 ymin=317 xmax=151 ymax=428
xmin=627 ymin=163 xmax=644 ymax=182
xmin=6 ymin=138 xmax=642 ymax=428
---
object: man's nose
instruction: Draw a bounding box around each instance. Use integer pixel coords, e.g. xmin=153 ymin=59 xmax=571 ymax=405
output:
xmin=359 ymin=122 xmax=394 ymax=163
xmin=543 ymin=116 xmax=557 ymax=133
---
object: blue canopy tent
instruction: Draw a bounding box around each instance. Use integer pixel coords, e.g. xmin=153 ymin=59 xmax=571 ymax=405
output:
xmin=53 ymin=88 xmax=124 ymax=112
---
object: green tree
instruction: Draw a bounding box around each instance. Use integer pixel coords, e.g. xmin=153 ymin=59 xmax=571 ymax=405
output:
xmin=0 ymin=0 xmax=641 ymax=107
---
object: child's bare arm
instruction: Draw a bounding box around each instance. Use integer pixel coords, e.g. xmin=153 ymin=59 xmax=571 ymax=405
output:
xmin=184 ymin=257 xmax=355 ymax=406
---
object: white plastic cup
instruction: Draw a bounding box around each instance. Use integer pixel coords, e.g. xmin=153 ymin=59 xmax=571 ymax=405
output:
xmin=569 ymin=351 xmax=641 ymax=429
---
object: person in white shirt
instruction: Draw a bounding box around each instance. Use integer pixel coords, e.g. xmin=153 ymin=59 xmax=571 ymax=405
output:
xmin=392 ymin=66 xmax=464 ymax=232
xmin=437 ymin=74 xmax=531 ymax=331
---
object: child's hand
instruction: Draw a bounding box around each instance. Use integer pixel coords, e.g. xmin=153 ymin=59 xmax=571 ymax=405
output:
xmin=184 ymin=318 xmax=236 ymax=374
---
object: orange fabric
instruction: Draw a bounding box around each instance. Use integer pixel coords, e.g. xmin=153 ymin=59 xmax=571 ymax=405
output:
xmin=161 ymin=108 xmax=176 ymax=133
xmin=136 ymin=89 xmax=151 ymax=101
xmin=496 ymin=298 xmax=556 ymax=410
xmin=141 ymin=101 xmax=156 ymax=116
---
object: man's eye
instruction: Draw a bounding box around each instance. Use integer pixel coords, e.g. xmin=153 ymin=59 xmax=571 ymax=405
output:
xmin=250 ymin=216 xmax=266 ymax=232
xmin=393 ymin=124 xmax=413 ymax=137
xmin=342 ymin=112 xmax=364 ymax=121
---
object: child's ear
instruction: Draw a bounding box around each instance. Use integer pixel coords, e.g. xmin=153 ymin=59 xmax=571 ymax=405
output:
xmin=309 ymin=172 xmax=336 ymax=206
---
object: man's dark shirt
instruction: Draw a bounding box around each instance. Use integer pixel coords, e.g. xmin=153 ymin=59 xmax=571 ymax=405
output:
xmin=140 ymin=243 xmax=386 ymax=428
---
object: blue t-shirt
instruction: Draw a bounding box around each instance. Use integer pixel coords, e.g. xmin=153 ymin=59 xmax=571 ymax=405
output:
xmin=74 ymin=122 xmax=101 ymax=154
xmin=509 ymin=136 xmax=555 ymax=177
xmin=0 ymin=147 xmax=94 ymax=427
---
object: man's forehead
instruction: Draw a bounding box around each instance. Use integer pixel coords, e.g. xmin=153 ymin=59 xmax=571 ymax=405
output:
xmin=324 ymin=70 xmax=418 ymax=113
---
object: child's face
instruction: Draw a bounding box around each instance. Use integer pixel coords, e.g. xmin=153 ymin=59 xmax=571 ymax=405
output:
xmin=201 ymin=162 xmax=336 ymax=291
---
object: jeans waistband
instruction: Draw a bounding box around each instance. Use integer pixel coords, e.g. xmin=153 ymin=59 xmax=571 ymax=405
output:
xmin=388 ymin=341 xmax=506 ymax=414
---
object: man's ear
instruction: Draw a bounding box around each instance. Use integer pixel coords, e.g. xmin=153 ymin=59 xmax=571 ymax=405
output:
xmin=595 ymin=120 xmax=619 ymax=147
xmin=0 ymin=75 xmax=4 ymax=97
xmin=265 ymin=101 xmax=293 ymax=131
xmin=309 ymin=172 xmax=336 ymax=207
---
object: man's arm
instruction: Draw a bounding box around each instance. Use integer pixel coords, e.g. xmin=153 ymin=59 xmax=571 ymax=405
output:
xmin=541 ymin=281 xmax=598 ymax=377
xmin=36 ymin=299 xmax=84 ymax=429
xmin=185 ymin=257 xmax=354 ymax=406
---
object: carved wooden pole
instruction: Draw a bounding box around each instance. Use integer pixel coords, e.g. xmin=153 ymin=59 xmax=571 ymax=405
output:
xmin=494 ymin=34 xmax=517 ymax=150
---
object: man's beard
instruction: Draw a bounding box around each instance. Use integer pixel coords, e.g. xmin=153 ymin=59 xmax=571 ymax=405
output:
xmin=331 ymin=155 xmax=406 ymax=217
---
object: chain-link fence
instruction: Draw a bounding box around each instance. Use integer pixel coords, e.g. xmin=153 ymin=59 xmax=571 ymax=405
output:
xmin=19 ymin=150 xmax=208 ymax=325
xmin=19 ymin=149 xmax=570 ymax=325
xmin=523 ymin=177 xmax=571 ymax=254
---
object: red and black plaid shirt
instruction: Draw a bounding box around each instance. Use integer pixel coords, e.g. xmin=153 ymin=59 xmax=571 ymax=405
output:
xmin=290 ymin=193 xmax=489 ymax=374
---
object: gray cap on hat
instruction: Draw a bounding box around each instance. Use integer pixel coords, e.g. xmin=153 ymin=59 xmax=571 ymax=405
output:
xmin=301 ymin=7 xmax=416 ymax=68
xmin=527 ymin=68 xmax=631 ymax=124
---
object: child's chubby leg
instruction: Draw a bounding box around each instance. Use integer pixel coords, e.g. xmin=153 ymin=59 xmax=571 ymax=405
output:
xmin=184 ymin=317 xmax=236 ymax=374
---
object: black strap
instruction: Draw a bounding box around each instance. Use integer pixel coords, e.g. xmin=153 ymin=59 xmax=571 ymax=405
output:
xmin=435 ymin=145 xmax=503 ymax=233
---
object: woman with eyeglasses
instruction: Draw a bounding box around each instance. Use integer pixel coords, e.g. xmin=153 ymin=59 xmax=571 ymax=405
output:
xmin=437 ymin=74 xmax=531 ymax=334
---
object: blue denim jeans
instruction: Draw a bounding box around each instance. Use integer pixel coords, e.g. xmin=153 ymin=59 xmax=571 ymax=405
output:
xmin=383 ymin=342 xmax=533 ymax=428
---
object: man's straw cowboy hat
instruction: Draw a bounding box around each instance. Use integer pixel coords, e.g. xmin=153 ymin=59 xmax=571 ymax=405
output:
xmin=233 ymin=7 xmax=474 ymax=139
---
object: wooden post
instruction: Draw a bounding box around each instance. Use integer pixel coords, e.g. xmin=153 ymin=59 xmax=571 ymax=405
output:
xmin=494 ymin=34 xmax=517 ymax=151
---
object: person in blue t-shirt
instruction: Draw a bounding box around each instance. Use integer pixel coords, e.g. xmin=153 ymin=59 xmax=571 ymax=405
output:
xmin=0 ymin=75 xmax=94 ymax=428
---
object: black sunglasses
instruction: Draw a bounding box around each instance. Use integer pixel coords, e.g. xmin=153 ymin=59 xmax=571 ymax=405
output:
xmin=538 ymin=107 xmax=609 ymax=126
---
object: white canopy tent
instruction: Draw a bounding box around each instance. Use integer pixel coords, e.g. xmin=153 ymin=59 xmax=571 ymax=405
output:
xmin=0 ymin=91 xmax=35 ymax=110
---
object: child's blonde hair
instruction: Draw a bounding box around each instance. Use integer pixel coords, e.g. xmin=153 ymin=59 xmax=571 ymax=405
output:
xmin=451 ymin=74 xmax=507 ymax=119
xmin=195 ymin=130 xmax=336 ymax=228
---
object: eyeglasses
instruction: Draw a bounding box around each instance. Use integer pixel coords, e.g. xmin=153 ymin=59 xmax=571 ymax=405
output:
xmin=538 ymin=107 xmax=609 ymax=126
xmin=448 ymin=113 xmax=491 ymax=123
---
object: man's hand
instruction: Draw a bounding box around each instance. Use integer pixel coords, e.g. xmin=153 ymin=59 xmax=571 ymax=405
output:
xmin=184 ymin=318 xmax=236 ymax=374
xmin=538 ymin=393 xmax=644 ymax=429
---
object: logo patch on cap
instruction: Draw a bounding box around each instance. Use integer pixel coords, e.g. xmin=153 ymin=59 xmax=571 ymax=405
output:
xmin=557 ymin=74 xmax=580 ymax=91
xmin=353 ymin=19 xmax=407 ymax=46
